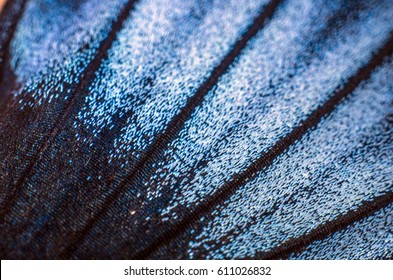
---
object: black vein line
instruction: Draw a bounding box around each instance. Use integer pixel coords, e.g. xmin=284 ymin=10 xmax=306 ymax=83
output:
xmin=59 ymin=0 xmax=284 ymax=258
xmin=0 ymin=0 xmax=139 ymax=219
xmin=252 ymin=190 xmax=393 ymax=260
xmin=130 ymin=34 xmax=393 ymax=259
xmin=140 ymin=0 xmax=370 ymax=198
xmin=0 ymin=0 xmax=28 ymax=95
xmin=0 ymin=0 xmax=27 ymax=54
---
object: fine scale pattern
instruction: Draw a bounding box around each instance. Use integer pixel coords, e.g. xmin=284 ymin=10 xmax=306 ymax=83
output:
xmin=0 ymin=0 xmax=392 ymax=259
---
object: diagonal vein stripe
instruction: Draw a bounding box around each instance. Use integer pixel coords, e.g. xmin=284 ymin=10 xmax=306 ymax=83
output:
xmin=58 ymin=0 xmax=284 ymax=259
xmin=0 ymin=0 xmax=140 ymax=219
xmin=254 ymin=190 xmax=393 ymax=259
xmin=131 ymin=33 xmax=393 ymax=259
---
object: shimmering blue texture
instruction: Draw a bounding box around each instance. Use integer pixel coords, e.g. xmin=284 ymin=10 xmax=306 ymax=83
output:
xmin=0 ymin=0 xmax=392 ymax=259
xmin=291 ymin=204 xmax=393 ymax=259
xmin=143 ymin=0 xmax=392 ymax=217
xmin=68 ymin=0 xmax=393 ymax=259
xmin=188 ymin=58 xmax=393 ymax=259
xmin=10 ymin=0 xmax=128 ymax=104
xmin=75 ymin=0 xmax=269 ymax=163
